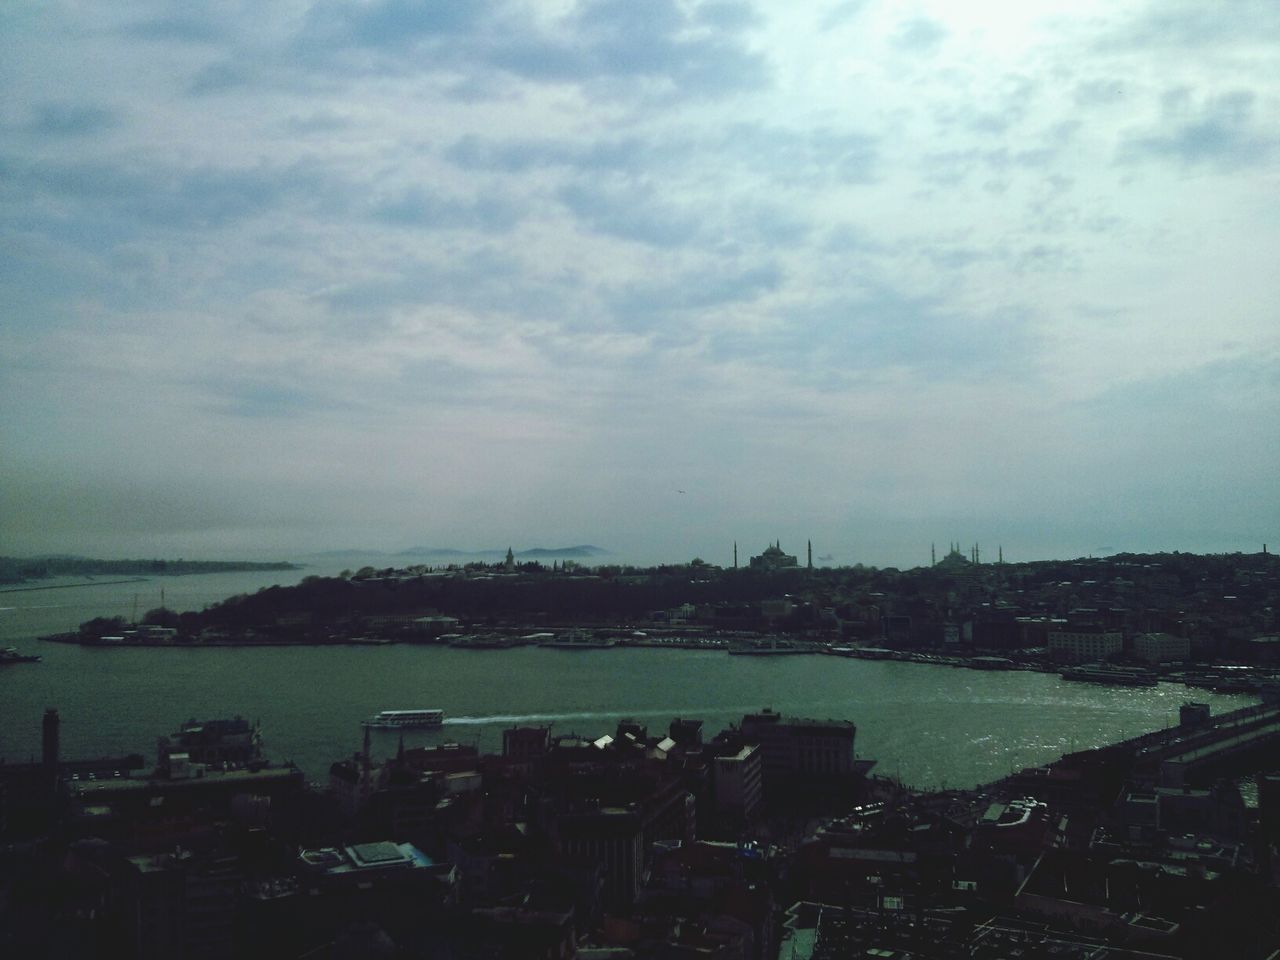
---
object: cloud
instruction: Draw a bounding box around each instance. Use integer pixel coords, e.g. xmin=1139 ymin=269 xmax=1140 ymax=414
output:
xmin=121 ymin=11 xmax=231 ymax=44
xmin=1102 ymin=0 xmax=1280 ymax=50
xmin=1073 ymin=78 xmax=1129 ymax=108
xmin=293 ymin=0 xmax=771 ymax=99
xmin=710 ymin=280 xmax=1038 ymax=383
xmin=557 ymin=178 xmax=704 ymax=247
xmin=27 ymin=103 xmax=118 ymax=137
xmin=308 ymin=0 xmax=484 ymax=50
xmin=316 ymin=246 xmax=565 ymax=321
xmin=3 ymin=152 xmax=340 ymax=234
xmin=1118 ymin=88 xmax=1275 ymax=170
xmin=605 ymin=260 xmax=784 ymax=329
xmin=203 ymin=380 xmax=341 ymax=420
xmin=819 ymin=1 xmax=869 ymax=31
xmin=445 ymin=134 xmax=660 ymax=175
xmin=2 ymin=0 xmax=1278 ymax=563
xmin=892 ymin=17 xmax=947 ymax=53
xmin=371 ymin=187 xmax=525 ymax=232
xmin=722 ymin=123 xmax=880 ymax=185
xmin=187 ymin=61 xmax=254 ymax=96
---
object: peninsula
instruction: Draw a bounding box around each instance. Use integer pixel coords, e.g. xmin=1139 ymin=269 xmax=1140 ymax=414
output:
xmin=0 ymin=555 xmax=299 ymax=587
xmin=54 ymin=546 xmax=1280 ymax=688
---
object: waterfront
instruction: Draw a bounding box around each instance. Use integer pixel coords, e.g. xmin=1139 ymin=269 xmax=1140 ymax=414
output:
xmin=0 ymin=564 xmax=1260 ymax=790
xmin=0 ymin=641 xmax=1255 ymax=790
xmin=0 ymin=561 xmax=346 ymax=645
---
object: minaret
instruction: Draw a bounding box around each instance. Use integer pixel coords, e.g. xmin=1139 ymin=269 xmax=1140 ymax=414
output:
xmin=733 ymin=541 xmax=738 ymax=569
xmin=807 ymin=540 xmax=813 ymax=569
xmin=931 ymin=543 xmax=936 ymax=566
xmin=998 ymin=545 xmax=1003 ymax=564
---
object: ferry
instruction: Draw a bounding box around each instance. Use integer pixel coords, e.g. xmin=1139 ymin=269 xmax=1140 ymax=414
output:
xmin=361 ymin=709 xmax=445 ymax=729
xmin=539 ymin=630 xmax=615 ymax=649
xmin=1060 ymin=664 xmax=1158 ymax=687
xmin=727 ymin=636 xmax=811 ymax=655
xmin=0 ymin=646 xmax=42 ymax=664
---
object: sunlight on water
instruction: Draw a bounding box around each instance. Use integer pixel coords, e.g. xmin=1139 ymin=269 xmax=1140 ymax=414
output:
xmin=0 ymin=642 xmax=1255 ymax=789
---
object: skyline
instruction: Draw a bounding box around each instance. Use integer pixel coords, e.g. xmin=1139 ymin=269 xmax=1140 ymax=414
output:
xmin=2 ymin=1 xmax=1278 ymax=566
xmin=3 ymin=538 xmax=1273 ymax=574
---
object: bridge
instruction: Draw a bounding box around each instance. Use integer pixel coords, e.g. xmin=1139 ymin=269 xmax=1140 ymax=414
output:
xmin=1128 ymin=701 xmax=1280 ymax=786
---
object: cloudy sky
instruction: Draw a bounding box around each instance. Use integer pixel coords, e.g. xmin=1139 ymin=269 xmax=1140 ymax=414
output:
xmin=2 ymin=0 xmax=1277 ymax=567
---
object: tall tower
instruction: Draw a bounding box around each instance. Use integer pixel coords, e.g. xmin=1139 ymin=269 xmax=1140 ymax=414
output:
xmin=733 ymin=541 xmax=738 ymax=569
xmin=42 ymin=707 xmax=60 ymax=768
xmin=998 ymin=545 xmax=1003 ymax=564
xmin=807 ymin=540 xmax=813 ymax=569
xmin=931 ymin=543 xmax=936 ymax=566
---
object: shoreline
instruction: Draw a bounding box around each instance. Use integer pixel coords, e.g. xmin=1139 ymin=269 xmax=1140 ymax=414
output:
xmin=0 ymin=578 xmax=151 ymax=594
xmin=38 ymin=630 xmax=1275 ymax=693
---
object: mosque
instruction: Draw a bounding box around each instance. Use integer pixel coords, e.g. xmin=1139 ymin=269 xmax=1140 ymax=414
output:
xmin=739 ymin=540 xmax=812 ymax=571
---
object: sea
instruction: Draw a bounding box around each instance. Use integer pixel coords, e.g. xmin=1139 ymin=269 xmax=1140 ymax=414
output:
xmin=0 ymin=562 xmax=1257 ymax=790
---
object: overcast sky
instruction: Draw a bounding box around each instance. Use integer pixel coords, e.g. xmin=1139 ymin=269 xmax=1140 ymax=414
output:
xmin=2 ymin=0 xmax=1277 ymax=567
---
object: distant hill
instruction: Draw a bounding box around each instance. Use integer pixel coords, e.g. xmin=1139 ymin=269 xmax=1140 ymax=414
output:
xmin=396 ymin=545 xmax=609 ymax=559
xmin=396 ymin=547 xmax=485 ymax=558
xmin=518 ymin=545 xmax=609 ymax=559
xmin=306 ymin=549 xmax=390 ymax=559
xmin=0 ymin=556 xmax=298 ymax=583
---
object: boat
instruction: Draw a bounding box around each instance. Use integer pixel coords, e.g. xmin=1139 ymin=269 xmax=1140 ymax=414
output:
xmin=728 ymin=637 xmax=811 ymax=655
xmin=539 ymin=630 xmax=615 ymax=649
xmin=449 ymin=633 xmax=521 ymax=649
xmin=361 ymin=709 xmax=445 ymax=729
xmin=0 ymin=646 xmax=42 ymax=664
xmin=1060 ymin=664 xmax=1158 ymax=687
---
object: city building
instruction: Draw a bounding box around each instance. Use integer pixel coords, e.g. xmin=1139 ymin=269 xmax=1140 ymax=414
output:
xmin=739 ymin=710 xmax=856 ymax=780
xmin=712 ymin=744 xmax=763 ymax=823
xmin=1133 ymin=632 xmax=1191 ymax=664
xmin=749 ymin=541 xmax=798 ymax=571
xmin=1047 ymin=628 xmax=1123 ymax=663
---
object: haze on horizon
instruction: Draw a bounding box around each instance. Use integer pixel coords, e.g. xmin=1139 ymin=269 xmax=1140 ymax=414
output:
xmin=2 ymin=1 xmax=1277 ymax=571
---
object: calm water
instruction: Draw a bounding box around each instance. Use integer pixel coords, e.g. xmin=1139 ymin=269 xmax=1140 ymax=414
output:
xmin=0 ymin=568 xmax=1257 ymax=789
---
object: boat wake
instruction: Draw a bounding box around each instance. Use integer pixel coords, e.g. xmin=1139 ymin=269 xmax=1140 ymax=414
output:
xmin=445 ymin=706 xmax=755 ymax=726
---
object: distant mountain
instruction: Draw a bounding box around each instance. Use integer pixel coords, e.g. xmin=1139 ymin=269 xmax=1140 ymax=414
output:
xmin=518 ymin=545 xmax=609 ymax=559
xmin=396 ymin=547 xmax=491 ymax=558
xmin=307 ymin=549 xmax=390 ymax=559
xmin=395 ymin=545 xmax=609 ymax=559
xmin=1 ymin=557 xmax=298 ymax=580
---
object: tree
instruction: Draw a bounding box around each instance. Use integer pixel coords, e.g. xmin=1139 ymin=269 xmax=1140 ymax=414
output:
xmin=79 ymin=616 xmax=127 ymax=638
xmin=143 ymin=607 xmax=180 ymax=628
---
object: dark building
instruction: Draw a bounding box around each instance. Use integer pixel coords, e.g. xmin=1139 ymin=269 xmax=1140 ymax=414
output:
xmin=749 ymin=541 xmax=798 ymax=570
xmin=42 ymin=707 xmax=60 ymax=767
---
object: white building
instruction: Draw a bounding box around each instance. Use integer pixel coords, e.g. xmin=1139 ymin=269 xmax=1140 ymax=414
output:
xmin=1047 ymin=630 xmax=1123 ymax=664
xmin=1133 ymin=632 xmax=1190 ymax=664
